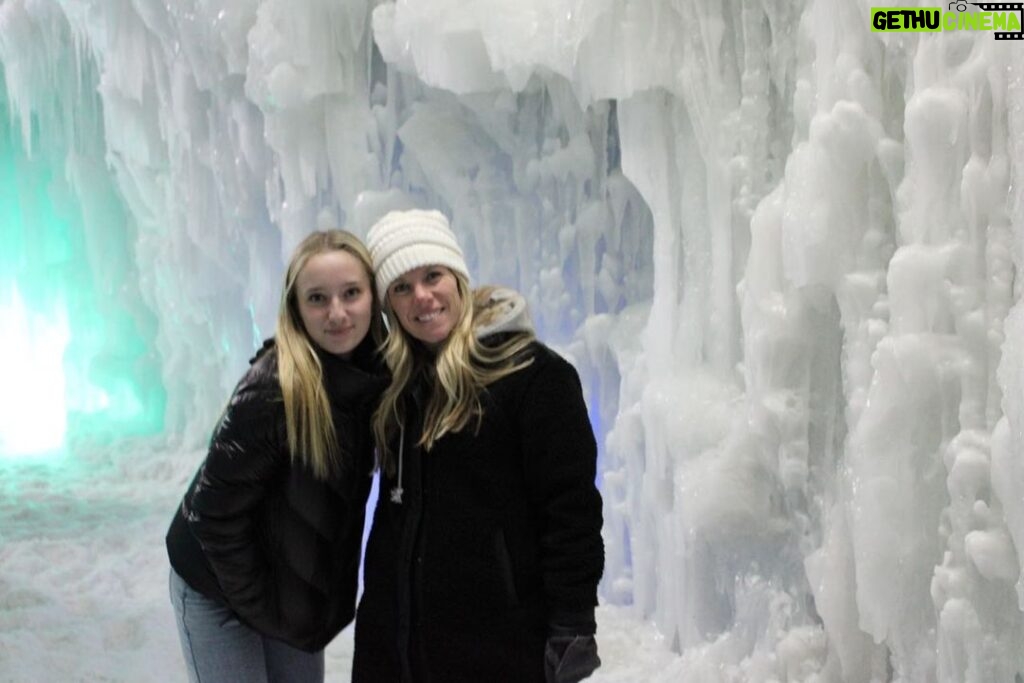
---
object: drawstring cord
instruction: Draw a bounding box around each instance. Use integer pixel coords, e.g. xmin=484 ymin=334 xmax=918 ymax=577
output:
xmin=389 ymin=425 xmax=404 ymax=504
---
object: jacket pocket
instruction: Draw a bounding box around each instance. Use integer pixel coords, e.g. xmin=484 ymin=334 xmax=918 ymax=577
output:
xmin=494 ymin=529 xmax=519 ymax=608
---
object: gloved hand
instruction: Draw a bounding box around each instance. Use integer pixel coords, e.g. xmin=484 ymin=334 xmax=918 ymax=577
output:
xmin=544 ymin=633 xmax=600 ymax=683
xmin=544 ymin=611 xmax=600 ymax=683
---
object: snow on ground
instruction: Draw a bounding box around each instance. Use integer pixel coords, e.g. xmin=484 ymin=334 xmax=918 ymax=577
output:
xmin=0 ymin=442 xmax=673 ymax=682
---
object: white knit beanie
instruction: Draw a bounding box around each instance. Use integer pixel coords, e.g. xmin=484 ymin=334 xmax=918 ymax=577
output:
xmin=366 ymin=209 xmax=470 ymax=300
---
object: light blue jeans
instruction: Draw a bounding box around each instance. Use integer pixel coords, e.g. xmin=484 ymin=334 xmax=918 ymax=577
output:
xmin=169 ymin=568 xmax=324 ymax=683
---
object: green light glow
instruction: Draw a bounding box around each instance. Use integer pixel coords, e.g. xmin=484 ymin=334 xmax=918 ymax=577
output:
xmin=0 ymin=284 xmax=69 ymax=456
xmin=0 ymin=73 xmax=165 ymax=461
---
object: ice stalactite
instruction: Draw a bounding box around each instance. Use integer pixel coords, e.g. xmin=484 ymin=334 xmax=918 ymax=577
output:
xmin=847 ymin=30 xmax=1018 ymax=683
xmin=91 ymin=1 xmax=285 ymax=444
xmin=607 ymin=0 xmax=812 ymax=671
xmin=0 ymin=0 xmax=164 ymax=452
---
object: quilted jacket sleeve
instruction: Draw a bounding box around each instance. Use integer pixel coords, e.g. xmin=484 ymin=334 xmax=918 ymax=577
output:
xmin=519 ymin=348 xmax=605 ymax=624
xmin=183 ymin=369 xmax=286 ymax=631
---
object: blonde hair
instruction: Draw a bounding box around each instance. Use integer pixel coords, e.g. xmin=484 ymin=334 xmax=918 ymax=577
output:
xmin=373 ymin=271 xmax=534 ymax=472
xmin=276 ymin=230 xmax=384 ymax=480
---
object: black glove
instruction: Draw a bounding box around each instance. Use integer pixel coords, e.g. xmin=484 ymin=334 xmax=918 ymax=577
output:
xmin=544 ymin=611 xmax=600 ymax=683
xmin=544 ymin=634 xmax=600 ymax=683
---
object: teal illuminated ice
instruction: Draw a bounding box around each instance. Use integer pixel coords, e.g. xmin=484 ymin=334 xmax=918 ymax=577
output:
xmin=0 ymin=70 xmax=164 ymax=460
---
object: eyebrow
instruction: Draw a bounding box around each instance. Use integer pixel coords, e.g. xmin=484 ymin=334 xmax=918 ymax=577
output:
xmin=302 ymin=280 xmax=364 ymax=291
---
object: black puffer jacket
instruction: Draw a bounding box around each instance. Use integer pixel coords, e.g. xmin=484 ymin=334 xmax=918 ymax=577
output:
xmin=352 ymin=339 xmax=604 ymax=682
xmin=166 ymin=336 xmax=387 ymax=652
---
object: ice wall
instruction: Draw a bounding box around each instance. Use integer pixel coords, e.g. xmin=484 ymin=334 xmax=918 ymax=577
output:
xmin=2 ymin=0 xmax=1024 ymax=680
xmin=0 ymin=1 xmax=163 ymax=455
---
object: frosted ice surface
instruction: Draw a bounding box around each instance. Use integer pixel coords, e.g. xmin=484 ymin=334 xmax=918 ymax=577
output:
xmin=2 ymin=0 xmax=1024 ymax=681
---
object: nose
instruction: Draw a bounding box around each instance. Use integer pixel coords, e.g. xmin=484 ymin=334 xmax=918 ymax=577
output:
xmin=412 ymin=282 xmax=431 ymax=301
xmin=327 ymin=297 xmax=348 ymax=321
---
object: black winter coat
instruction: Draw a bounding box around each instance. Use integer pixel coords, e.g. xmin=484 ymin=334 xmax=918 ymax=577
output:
xmin=166 ymin=337 xmax=387 ymax=652
xmin=352 ymin=341 xmax=604 ymax=683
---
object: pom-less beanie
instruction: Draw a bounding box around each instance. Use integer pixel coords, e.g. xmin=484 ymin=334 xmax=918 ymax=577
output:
xmin=366 ymin=209 xmax=470 ymax=301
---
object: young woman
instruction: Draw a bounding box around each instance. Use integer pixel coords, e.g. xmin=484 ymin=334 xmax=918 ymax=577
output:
xmin=166 ymin=230 xmax=387 ymax=683
xmin=353 ymin=209 xmax=604 ymax=683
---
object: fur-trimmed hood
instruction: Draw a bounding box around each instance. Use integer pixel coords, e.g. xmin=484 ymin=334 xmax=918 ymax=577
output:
xmin=472 ymin=286 xmax=534 ymax=338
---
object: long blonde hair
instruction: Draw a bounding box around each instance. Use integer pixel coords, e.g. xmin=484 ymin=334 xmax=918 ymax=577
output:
xmin=373 ymin=271 xmax=534 ymax=472
xmin=276 ymin=230 xmax=384 ymax=480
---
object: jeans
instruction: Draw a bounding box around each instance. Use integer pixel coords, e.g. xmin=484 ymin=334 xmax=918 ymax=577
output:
xmin=169 ymin=568 xmax=324 ymax=683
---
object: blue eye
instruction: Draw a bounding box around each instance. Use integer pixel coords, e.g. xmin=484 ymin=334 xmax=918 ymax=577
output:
xmin=307 ymin=292 xmax=326 ymax=304
xmin=391 ymin=282 xmax=410 ymax=295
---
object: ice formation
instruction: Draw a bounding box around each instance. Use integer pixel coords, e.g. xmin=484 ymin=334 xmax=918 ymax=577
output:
xmin=2 ymin=0 xmax=1023 ymax=680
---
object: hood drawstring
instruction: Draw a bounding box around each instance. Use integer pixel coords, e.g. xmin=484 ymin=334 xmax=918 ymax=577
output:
xmin=389 ymin=425 xmax=404 ymax=504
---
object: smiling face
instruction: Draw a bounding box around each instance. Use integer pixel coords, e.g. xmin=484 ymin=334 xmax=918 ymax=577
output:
xmin=386 ymin=265 xmax=463 ymax=349
xmin=294 ymin=250 xmax=373 ymax=358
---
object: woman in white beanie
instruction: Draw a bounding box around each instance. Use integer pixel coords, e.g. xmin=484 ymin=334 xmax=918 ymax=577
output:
xmin=352 ymin=209 xmax=604 ymax=683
